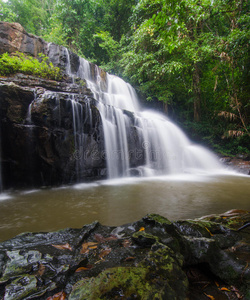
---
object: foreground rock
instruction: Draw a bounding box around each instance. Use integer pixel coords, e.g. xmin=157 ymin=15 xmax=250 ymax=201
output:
xmin=0 ymin=209 xmax=249 ymax=299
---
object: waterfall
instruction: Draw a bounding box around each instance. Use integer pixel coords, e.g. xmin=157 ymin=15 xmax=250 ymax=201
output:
xmin=61 ymin=48 xmax=223 ymax=178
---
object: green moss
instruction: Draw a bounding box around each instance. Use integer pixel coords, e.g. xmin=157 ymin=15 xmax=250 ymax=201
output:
xmin=74 ymin=78 xmax=86 ymax=87
xmin=145 ymin=213 xmax=172 ymax=226
xmin=0 ymin=52 xmax=62 ymax=80
xmin=132 ymin=231 xmax=159 ymax=243
xmin=69 ymin=243 xmax=188 ymax=300
xmin=69 ymin=267 xmax=160 ymax=300
xmin=0 ymin=250 xmax=42 ymax=283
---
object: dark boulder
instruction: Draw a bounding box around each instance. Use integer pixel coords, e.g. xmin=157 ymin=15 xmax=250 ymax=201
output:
xmin=0 ymin=210 xmax=249 ymax=299
xmin=0 ymin=75 xmax=106 ymax=188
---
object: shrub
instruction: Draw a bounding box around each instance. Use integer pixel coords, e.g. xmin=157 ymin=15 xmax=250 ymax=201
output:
xmin=0 ymin=52 xmax=62 ymax=80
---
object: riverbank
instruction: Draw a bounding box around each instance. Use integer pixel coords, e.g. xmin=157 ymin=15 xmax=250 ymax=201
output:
xmin=221 ymin=156 xmax=250 ymax=175
xmin=0 ymin=209 xmax=249 ymax=299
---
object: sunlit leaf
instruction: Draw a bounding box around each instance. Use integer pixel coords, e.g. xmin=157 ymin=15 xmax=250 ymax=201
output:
xmin=52 ymin=243 xmax=72 ymax=251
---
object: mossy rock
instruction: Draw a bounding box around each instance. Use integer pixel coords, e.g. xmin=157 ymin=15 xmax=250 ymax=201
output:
xmin=0 ymin=250 xmax=42 ymax=283
xmin=69 ymin=243 xmax=187 ymax=300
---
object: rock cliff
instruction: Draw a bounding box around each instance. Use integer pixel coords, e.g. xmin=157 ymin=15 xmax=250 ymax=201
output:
xmin=0 ymin=74 xmax=107 ymax=189
xmin=0 ymin=22 xmax=108 ymax=188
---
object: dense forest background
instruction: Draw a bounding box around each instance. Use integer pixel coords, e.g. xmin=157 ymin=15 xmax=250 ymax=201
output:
xmin=0 ymin=0 xmax=249 ymax=155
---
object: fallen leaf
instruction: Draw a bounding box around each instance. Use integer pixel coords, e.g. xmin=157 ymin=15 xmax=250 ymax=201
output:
xmin=122 ymin=239 xmax=132 ymax=248
xmin=106 ymin=235 xmax=118 ymax=241
xmin=80 ymin=242 xmax=98 ymax=254
xmin=80 ymin=248 xmax=89 ymax=255
xmin=94 ymin=233 xmax=106 ymax=243
xmin=52 ymin=243 xmax=72 ymax=251
xmin=86 ymin=242 xmax=98 ymax=247
xmin=94 ymin=233 xmax=118 ymax=242
xmin=215 ymin=281 xmax=219 ymax=287
xmin=46 ymin=291 xmax=66 ymax=300
xmin=205 ymin=227 xmax=214 ymax=236
xmin=139 ymin=227 xmax=145 ymax=232
xmin=231 ymin=286 xmax=242 ymax=299
xmin=204 ymin=293 xmax=215 ymax=300
xmin=89 ymin=246 xmax=98 ymax=250
xmin=124 ymin=256 xmax=136 ymax=262
xmin=75 ymin=265 xmax=93 ymax=272
xmin=99 ymin=248 xmax=111 ymax=260
xmin=220 ymin=287 xmax=230 ymax=292
xmin=37 ymin=263 xmax=45 ymax=276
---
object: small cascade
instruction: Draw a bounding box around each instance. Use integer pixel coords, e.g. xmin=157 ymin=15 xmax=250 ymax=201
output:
xmin=60 ymin=47 xmax=224 ymax=178
xmin=65 ymin=48 xmax=72 ymax=76
xmin=70 ymin=94 xmax=85 ymax=180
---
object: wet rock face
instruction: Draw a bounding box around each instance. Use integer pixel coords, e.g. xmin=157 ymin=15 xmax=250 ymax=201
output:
xmin=0 ymin=21 xmax=46 ymax=57
xmin=0 ymin=75 xmax=106 ymax=188
xmin=0 ymin=210 xmax=249 ymax=299
xmin=0 ymin=21 xmax=95 ymax=76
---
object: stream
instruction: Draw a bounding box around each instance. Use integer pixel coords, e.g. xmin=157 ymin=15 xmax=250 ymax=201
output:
xmin=0 ymin=172 xmax=249 ymax=242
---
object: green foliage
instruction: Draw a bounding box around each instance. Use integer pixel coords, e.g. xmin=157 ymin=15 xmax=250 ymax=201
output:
xmin=0 ymin=0 xmax=18 ymax=22
xmin=0 ymin=52 xmax=62 ymax=80
xmin=118 ymin=0 xmax=249 ymax=154
xmin=41 ymin=13 xmax=68 ymax=47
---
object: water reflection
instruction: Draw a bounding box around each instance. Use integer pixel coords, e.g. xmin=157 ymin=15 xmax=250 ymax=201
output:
xmin=0 ymin=173 xmax=249 ymax=242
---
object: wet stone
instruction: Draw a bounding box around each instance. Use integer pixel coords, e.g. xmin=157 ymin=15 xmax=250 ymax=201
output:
xmin=0 ymin=250 xmax=42 ymax=283
xmin=0 ymin=211 xmax=249 ymax=299
xmin=4 ymin=275 xmax=37 ymax=300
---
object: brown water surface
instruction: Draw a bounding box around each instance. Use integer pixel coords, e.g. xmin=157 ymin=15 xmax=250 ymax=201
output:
xmin=0 ymin=173 xmax=249 ymax=242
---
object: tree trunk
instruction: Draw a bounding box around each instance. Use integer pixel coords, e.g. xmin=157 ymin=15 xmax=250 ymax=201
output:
xmin=193 ymin=63 xmax=201 ymax=122
xmin=163 ymin=102 xmax=168 ymax=115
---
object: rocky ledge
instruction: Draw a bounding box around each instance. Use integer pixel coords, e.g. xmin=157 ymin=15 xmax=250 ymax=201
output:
xmin=0 ymin=209 xmax=249 ymax=300
xmin=221 ymin=156 xmax=250 ymax=175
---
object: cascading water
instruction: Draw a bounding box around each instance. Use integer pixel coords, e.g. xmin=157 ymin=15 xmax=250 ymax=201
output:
xmin=61 ymin=48 xmax=223 ymax=178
